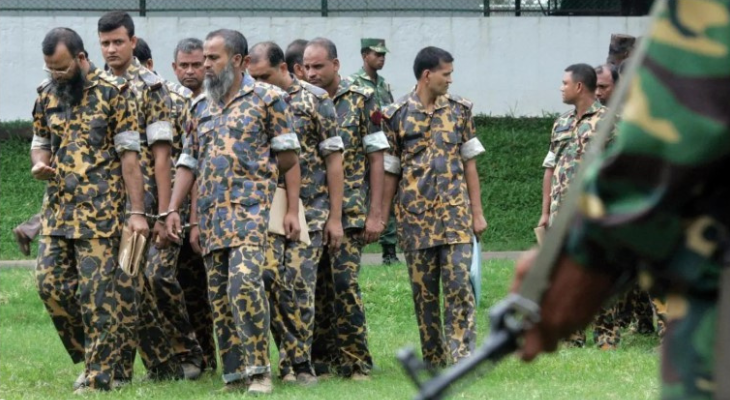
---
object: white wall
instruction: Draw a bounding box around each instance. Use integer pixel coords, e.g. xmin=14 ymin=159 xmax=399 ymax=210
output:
xmin=0 ymin=16 xmax=651 ymax=121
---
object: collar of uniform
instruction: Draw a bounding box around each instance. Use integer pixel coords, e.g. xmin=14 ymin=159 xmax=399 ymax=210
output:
xmin=210 ymin=76 xmax=254 ymax=110
xmin=121 ymin=57 xmax=143 ymax=81
xmin=84 ymin=63 xmax=102 ymax=90
xmin=407 ymin=90 xmax=449 ymax=114
xmin=568 ymin=99 xmax=603 ymax=120
xmin=334 ymin=75 xmax=351 ymax=99
xmin=287 ymin=73 xmax=302 ymax=95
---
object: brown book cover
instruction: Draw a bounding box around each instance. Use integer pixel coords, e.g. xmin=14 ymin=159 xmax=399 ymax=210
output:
xmin=268 ymin=187 xmax=311 ymax=245
xmin=118 ymin=225 xmax=148 ymax=276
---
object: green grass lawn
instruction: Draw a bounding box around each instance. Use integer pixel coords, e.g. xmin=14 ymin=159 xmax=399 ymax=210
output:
xmin=0 ymin=260 xmax=660 ymax=400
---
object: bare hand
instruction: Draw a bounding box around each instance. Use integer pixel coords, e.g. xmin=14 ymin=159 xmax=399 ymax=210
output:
xmin=189 ymin=225 xmax=203 ymax=255
xmin=166 ymin=212 xmax=183 ymax=243
xmin=31 ymin=161 xmax=55 ymax=181
xmin=127 ymin=214 xmax=150 ymax=237
xmin=473 ymin=214 xmax=488 ymax=236
xmin=152 ymin=221 xmax=170 ymax=249
xmin=361 ymin=214 xmax=384 ymax=244
xmin=511 ymin=249 xmax=616 ymax=362
xmin=283 ymin=211 xmax=301 ymax=241
xmin=537 ymin=214 xmax=549 ymax=228
xmin=323 ymin=216 xmax=344 ymax=251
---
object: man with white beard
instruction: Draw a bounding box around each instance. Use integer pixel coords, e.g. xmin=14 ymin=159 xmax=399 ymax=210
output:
xmin=165 ymin=29 xmax=301 ymax=395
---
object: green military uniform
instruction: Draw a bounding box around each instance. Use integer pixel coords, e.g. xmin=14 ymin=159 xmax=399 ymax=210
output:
xmin=33 ymin=64 xmax=141 ymax=390
xmin=312 ymin=77 xmax=388 ymax=377
xmin=263 ymin=75 xmax=344 ymax=379
xmin=113 ymin=58 xmax=181 ymax=381
xmin=543 ymin=100 xmax=620 ymax=348
xmin=176 ymin=78 xmax=300 ymax=384
xmin=382 ymin=90 xmax=484 ymax=367
xmin=562 ymin=1 xmax=730 ymax=397
xmin=349 ymin=38 xmax=399 ymax=259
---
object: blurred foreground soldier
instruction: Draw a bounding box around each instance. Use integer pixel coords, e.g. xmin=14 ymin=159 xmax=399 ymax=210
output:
xmin=514 ymin=1 xmax=730 ymax=398
xmin=166 ymin=29 xmax=301 ymax=394
xmin=286 ymin=39 xmax=309 ymax=82
xmin=381 ymin=46 xmax=487 ymax=368
xmin=249 ymin=41 xmax=345 ymax=386
xmin=349 ymin=38 xmax=399 ymax=265
xmin=32 ymin=27 xmax=147 ymax=393
xmin=304 ymin=37 xmax=388 ymax=379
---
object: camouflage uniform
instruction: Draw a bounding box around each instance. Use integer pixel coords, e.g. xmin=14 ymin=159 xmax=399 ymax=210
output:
xmin=563 ymin=1 xmax=730 ymax=397
xmin=176 ymin=79 xmax=300 ymax=383
xmin=263 ymin=76 xmax=343 ymax=378
xmin=615 ymin=284 xmax=656 ymax=334
xmin=113 ymin=58 xmax=181 ymax=380
xmin=542 ymin=100 xmax=619 ymax=348
xmin=382 ymin=90 xmax=484 ymax=367
xmin=32 ymin=64 xmax=140 ymax=390
xmin=311 ymin=77 xmax=388 ymax=376
xmin=349 ymin=67 xmax=398 ymax=254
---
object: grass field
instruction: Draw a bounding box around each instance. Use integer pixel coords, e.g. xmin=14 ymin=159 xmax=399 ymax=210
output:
xmin=0 ymin=260 xmax=661 ymax=400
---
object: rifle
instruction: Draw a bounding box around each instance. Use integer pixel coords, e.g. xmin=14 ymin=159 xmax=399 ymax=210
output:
xmin=397 ymin=1 xmax=666 ymax=398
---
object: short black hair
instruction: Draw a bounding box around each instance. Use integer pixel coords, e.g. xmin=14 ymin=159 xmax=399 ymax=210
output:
xmin=98 ymin=11 xmax=135 ymax=38
xmin=174 ymin=37 xmax=203 ymax=61
xmin=42 ymin=27 xmax=86 ymax=57
xmin=565 ymin=63 xmax=597 ymax=92
xmin=285 ymin=39 xmax=307 ymax=73
xmin=361 ymin=47 xmax=373 ymax=56
xmin=206 ymin=29 xmax=248 ymax=59
xmin=306 ymin=37 xmax=337 ymax=60
xmin=413 ymin=46 xmax=453 ymax=80
xmin=595 ymin=63 xmax=619 ymax=85
xmin=133 ymin=37 xmax=152 ymax=64
xmin=250 ymin=41 xmax=285 ymax=67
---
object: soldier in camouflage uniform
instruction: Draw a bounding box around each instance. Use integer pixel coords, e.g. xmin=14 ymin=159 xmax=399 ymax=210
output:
xmin=166 ymin=29 xmax=301 ymax=395
xmin=98 ymin=11 xmax=182 ymax=383
xmin=285 ymin=39 xmax=309 ymax=83
xmin=133 ymin=37 xmax=208 ymax=378
xmin=381 ymin=46 xmax=487 ymax=368
xmin=32 ymin=28 xmax=148 ymax=393
xmin=349 ymin=38 xmax=400 ymax=266
xmin=249 ymin=41 xmax=345 ymax=386
xmin=537 ymin=63 xmax=620 ymax=349
xmin=516 ymin=2 xmax=730 ymax=398
xmin=303 ymin=37 xmax=388 ymax=379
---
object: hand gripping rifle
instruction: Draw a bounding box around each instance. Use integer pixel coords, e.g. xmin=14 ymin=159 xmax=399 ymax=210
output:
xmin=397 ymin=2 xmax=665 ymax=398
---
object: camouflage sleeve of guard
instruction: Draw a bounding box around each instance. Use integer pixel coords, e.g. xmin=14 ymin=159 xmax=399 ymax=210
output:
xmin=542 ymin=119 xmax=560 ymax=169
xmin=315 ymin=95 xmax=344 ymax=157
xmin=382 ymin=104 xmax=402 ymax=175
xmin=176 ymin=113 xmax=199 ymax=176
xmin=144 ymin=83 xmax=174 ymax=145
xmin=267 ymin=91 xmax=301 ymax=153
xmin=564 ymin=0 xmax=730 ymax=272
xmin=111 ymin=85 xmax=141 ymax=154
xmin=361 ymin=89 xmax=389 ymax=154
xmin=30 ymin=93 xmax=51 ymax=151
xmin=456 ymin=97 xmax=485 ymax=161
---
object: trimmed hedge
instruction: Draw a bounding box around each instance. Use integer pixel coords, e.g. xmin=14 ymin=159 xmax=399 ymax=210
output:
xmin=0 ymin=117 xmax=554 ymax=258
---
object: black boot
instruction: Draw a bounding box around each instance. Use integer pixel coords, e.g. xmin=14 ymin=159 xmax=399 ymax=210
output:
xmin=382 ymin=244 xmax=399 ymax=265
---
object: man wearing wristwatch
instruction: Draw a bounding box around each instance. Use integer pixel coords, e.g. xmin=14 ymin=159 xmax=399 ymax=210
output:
xmin=166 ymin=29 xmax=300 ymax=395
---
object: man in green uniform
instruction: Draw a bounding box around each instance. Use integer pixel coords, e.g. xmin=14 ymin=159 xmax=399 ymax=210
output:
xmin=514 ymin=1 xmax=730 ymax=398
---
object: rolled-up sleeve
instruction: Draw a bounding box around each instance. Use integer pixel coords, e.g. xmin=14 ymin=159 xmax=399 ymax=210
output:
xmin=315 ymin=95 xmax=343 ymax=158
xmin=146 ymin=120 xmax=173 ymax=145
xmin=271 ymin=132 xmax=301 ymax=153
xmin=319 ymin=136 xmax=344 ymax=157
xmin=31 ymin=96 xmax=51 ymax=151
xmin=460 ymin=137 xmax=485 ymax=161
xmin=111 ymin=86 xmax=141 ymax=154
xmin=267 ymin=93 xmax=301 ymax=154
xmin=363 ymin=130 xmax=389 ymax=154
xmin=114 ymin=130 xmax=141 ymax=153
xmin=542 ymin=150 xmax=556 ymax=168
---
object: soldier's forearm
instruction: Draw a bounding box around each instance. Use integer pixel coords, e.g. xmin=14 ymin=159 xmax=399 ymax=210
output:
xmin=325 ymin=152 xmax=344 ymax=221
xmin=367 ymin=151 xmax=385 ymax=218
xmin=189 ymin=184 xmax=199 ymax=223
xmin=169 ymin=167 xmax=194 ymax=212
xmin=465 ymin=159 xmax=484 ymax=217
xmin=284 ymin=163 xmax=301 ymax=214
xmin=151 ymin=142 xmax=173 ymax=214
xmin=31 ymin=149 xmax=51 ymax=167
xmin=541 ymin=168 xmax=554 ymax=216
xmin=382 ymin=173 xmax=399 ymax=222
xmin=121 ymin=151 xmax=145 ymax=212
xmin=277 ymin=151 xmax=299 ymax=174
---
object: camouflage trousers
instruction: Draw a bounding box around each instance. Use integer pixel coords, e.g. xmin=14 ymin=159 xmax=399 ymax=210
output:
xmin=312 ymin=228 xmax=373 ymax=376
xmin=176 ymin=237 xmax=217 ymax=370
xmin=114 ymin=244 xmax=181 ymax=380
xmin=567 ymin=305 xmax=620 ymax=348
xmin=36 ymin=235 xmax=120 ymax=390
xmin=263 ymin=232 xmax=323 ymax=377
xmin=616 ymin=284 xmax=656 ymax=334
xmin=144 ymin=238 xmax=204 ymax=366
xmin=378 ymin=207 xmax=397 ymax=247
xmin=660 ymin=293 xmax=716 ymax=400
xmin=204 ymin=245 xmax=270 ymax=383
xmin=404 ymin=243 xmax=476 ymax=368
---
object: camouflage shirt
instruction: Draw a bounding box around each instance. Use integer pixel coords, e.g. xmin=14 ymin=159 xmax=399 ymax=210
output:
xmin=121 ymin=58 xmax=174 ymax=214
xmin=333 ymin=77 xmax=389 ymax=229
xmin=383 ymin=90 xmax=485 ymax=251
xmin=177 ymin=79 xmax=300 ymax=255
xmin=164 ymin=80 xmax=193 ymax=160
xmin=31 ymin=64 xmax=141 ymax=238
xmin=284 ymin=75 xmax=344 ymax=232
xmin=349 ymin=67 xmax=394 ymax=107
xmin=543 ymin=100 xmax=608 ymax=225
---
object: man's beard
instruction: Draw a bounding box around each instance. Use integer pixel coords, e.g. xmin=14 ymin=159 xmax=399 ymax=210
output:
xmin=50 ymin=64 xmax=85 ymax=107
xmin=204 ymin=61 xmax=236 ymax=104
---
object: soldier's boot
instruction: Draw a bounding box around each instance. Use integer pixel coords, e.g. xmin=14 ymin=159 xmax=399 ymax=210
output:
xmin=248 ymin=373 xmax=273 ymax=395
xmin=382 ymin=244 xmax=399 ymax=265
xmin=179 ymin=354 xmax=203 ymax=380
xmin=566 ymin=329 xmax=586 ymax=348
xmin=215 ymin=380 xmax=248 ymax=394
xmin=144 ymin=359 xmax=184 ymax=382
xmin=13 ymin=214 xmax=41 ymax=256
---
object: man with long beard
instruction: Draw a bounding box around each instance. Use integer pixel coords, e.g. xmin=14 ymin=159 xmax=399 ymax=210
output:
xmin=166 ymin=29 xmax=301 ymax=395
xmin=32 ymin=27 xmax=148 ymax=393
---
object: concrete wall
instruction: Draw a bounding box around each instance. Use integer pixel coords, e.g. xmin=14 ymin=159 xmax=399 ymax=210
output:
xmin=0 ymin=16 xmax=651 ymax=121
